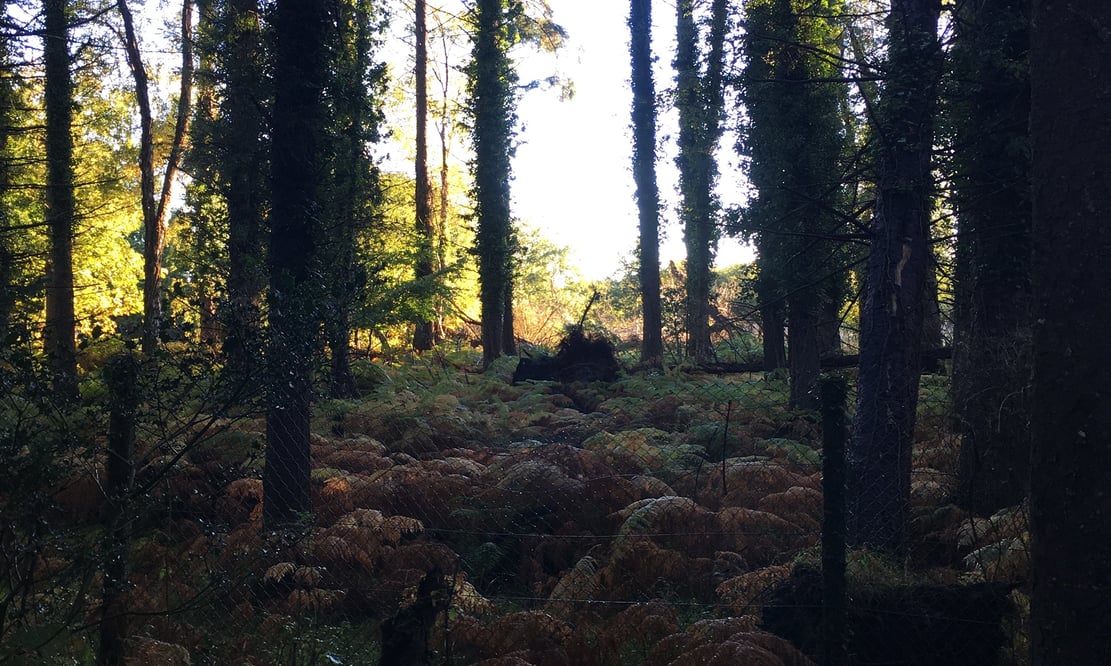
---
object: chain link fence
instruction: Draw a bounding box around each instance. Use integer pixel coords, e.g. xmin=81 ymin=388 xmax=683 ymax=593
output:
xmin=0 ymin=335 xmax=1029 ymax=664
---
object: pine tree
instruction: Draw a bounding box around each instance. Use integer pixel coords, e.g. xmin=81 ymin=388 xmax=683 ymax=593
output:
xmin=42 ymin=0 xmax=79 ymax=400
xmin=263 ymin=0 xmax=328 ymax=528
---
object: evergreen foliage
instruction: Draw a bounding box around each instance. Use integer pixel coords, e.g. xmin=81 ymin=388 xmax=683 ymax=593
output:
xmin=739 ymin=0 xmax=851 ymax=408
xmin=468 ymin=0 xmax=519 ymax=367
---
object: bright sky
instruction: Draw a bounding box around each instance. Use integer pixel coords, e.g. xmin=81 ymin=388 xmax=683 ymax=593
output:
xmin=510 ymin=0 xmax=754 ymax=280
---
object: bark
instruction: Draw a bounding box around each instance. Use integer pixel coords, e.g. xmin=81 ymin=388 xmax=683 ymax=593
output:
xmin=629 ymin=0 xmax=663 ymax=367
xmin=412 ymin=0 xmax=435 ymax=351
xmin=949 ymin=0 xmax=1032 ymax=515
xmin=847 ymin=0 xmax=941 ymax=554
xmin=471 ymin=0 xmax=515 ymax=367
xmin=674 ymin=0 xmax=726 ymax=365
xmin=324 ymin=0 xmax=375 ymax=400
xmin=222 ymin=0 xmax=267 ymax=378
xmin=759 ymin=282 xmax=787 ymax=370
xmin=117 ymin=0 xmax=160 ymax=354
xmin=0 ymin=4 xmax=16 ymax=341
xmin=98 ymin=353 xmax=139 ymax=666
xmin=1029 ymin=2 xmax=1111 ymax=662
xmin=42 ymin=0 xmax=78 ymax=401
xmin=263 ymin=0 xmax=327 ymax=528
xmin=788 ymin=294 xmax=820 ymax=409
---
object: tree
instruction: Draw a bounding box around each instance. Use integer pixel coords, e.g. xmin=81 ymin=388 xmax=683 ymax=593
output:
xmin=219 ymin=0 xmax=269 ymax=376
xmin=674 ymin=0 xmax=728 ymax=365
xmin=116 ymin=0 xmax=193 ymax=354
xmin=1029 ymin=2 xmax=1111 ymax=662
xmin=629 ymin=0 xmax=663 ymax=367
xmin=321 ymin=0 xmax=386 ymax=397
xmin=946 ymin=0 xmax=1031 ymax=516
xmin=412 ymin=0 xmax=436 ymax=351
xmin=469 ymin=0 xmax=518 ymax=366
xmin=740 ymin=0 xmax=850 ymax=409
xmin=263 ymin=0 xmax=328 ymax=528
xmin=0 ymin=0 xmax=18 ymax=342
xmin=42 ymin=0 xmax=79 ymax=400
xmin=847 ymin=0 xmax=941 ymax=553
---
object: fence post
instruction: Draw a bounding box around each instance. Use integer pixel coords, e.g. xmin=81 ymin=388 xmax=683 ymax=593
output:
xmin=820 ymin=375 xmax=848 ymax=666
xmin=99 ymin=352 xmax=139 ymax=666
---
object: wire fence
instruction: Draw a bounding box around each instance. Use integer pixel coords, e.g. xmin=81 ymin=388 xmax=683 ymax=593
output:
xmin=0 ymin=339 xmax=1029 ymax=665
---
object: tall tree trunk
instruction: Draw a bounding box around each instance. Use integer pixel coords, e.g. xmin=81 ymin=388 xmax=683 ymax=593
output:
xmin=263 ymin=0 xmax=327 ymax=528
xmin=118 ymin=0 xmax=192 ymax=354
xmin=42 ymin=0 xmax=78 ymax=401
xmin=471 ymin=0 xmax=516 ymax=367
xmin=117 ymin=0 xmax=159 ymax=353
xmin=847 ymin=0 xmax=941 ymax=554
xmin=788 ymin=294 xmax=820 ymax=409
xmin=0 ymin=0 xmax=17 ymax=342
xmin=759 ymin=277 xmax=787 ymax=370
xmin=629 ymin=0 xmax=663 ymax=367
xmin=674 ymin=0 xmax=727 ymax=365
xmin=324 ymin=0 xmax=378 ymax=399
xmin=222 ymin=0 xmax=267 ymax=378
xmin=1029 ymin=2 xmax=1111 ymax=662
xmin=412 ymin=0 xmax=435 ymax=351
xmin=949 ymin=0 xmax=1032 ymax=516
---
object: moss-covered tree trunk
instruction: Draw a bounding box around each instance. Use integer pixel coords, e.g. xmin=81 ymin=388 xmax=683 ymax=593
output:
xmin=470 ymin=0 xmax=516 ymax=367
xmin=674 ymin=0 xmax=726 ymax=365
xmin=1029 ymin=1 xmax=1111 ymax=661
xmin=413 ymin=0 xmax=436 ymax=352
xmin=847 ymin=0 xmax=941 ymax=554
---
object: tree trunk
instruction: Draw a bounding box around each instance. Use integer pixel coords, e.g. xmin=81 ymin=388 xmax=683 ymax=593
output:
xmin=788 ymin=295 xmax=820 ymax=409
xmin=760 ymin=288 xmax=787 ymax=371
xmin=324 ymin=0 xmax=382 ymax=399
xmin=847 ymin=0 xmax=940 ymax=554
xmin=42 ymin=0 xmax=78 ymax=401
xmin=263 ymin=0 xmax=327 ymax=528
xmin=117 ymin=0 xmax=161 ymax=353
xmin=949 ymin=0 xmax=1032 ymax=516
xmin=0 ymin=3 xmax=17 ymax=343
xmin=1029 ymin=2 xmax=1111 ymax=662
xmin=471 ymin=0 xmax=516 ymax=367
xmin=629 ymin=0 xmax=663 ymax=368
xmin=222 ymin=0 xmax=267 ymax=379
xmin=674 ymin=0 xmax=726 ymax=365
xmin=413 ymin=0 xmax=435 ymax=351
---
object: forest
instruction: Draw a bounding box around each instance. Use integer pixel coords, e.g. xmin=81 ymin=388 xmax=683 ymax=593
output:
xmin=1 ymin=0 xmax=1108 ymax=664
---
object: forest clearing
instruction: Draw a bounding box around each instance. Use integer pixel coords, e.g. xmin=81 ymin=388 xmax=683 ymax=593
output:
xmin=1 ymin=0 xmax=1109 ymax=664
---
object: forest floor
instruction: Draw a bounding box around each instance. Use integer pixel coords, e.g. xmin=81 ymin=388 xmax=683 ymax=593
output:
xmin=26 ymin=351 xmax=1029 ymax=665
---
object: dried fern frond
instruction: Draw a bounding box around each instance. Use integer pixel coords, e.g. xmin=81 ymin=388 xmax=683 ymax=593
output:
xmin=263 ymin=562 xmax=296 ymax=583
xmin=453 ymin=574 xmax=495 ymax=616
xmin=716 ymin=565 xmax=793 ymax=616
xmin=545 ymin=555 xmax=600 ymax=618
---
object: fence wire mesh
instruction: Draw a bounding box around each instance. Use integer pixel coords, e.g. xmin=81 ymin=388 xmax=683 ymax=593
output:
xmin=0 ymin=340 xmax=1030 ymax=665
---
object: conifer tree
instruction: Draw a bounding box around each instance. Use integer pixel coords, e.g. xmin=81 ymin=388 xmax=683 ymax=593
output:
xmin=847 ymin=0 xmax=942 ymax=553
xmin=42 ymin=0 xmax=79 ymax=400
